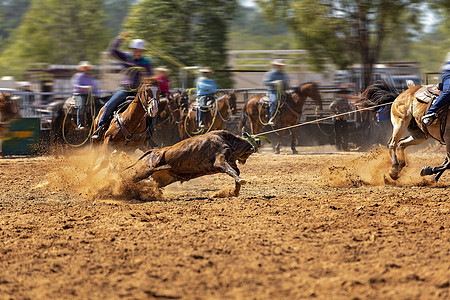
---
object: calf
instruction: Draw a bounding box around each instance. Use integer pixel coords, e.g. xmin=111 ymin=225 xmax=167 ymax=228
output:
xmin=127 ymin=130 xmax=261 ymax=196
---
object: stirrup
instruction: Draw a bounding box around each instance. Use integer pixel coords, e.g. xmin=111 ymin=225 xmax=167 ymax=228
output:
xmin=421 ymin=113 xmax=438 ymax=126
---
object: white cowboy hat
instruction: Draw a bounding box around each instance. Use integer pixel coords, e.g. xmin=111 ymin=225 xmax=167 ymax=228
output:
xmin=199 ymin=67 xmax=213 ymax=73
xmin=129 ymin=39 xmax=146 ymax=50
xmin=155 ymin=66 xmax=170 ymax=73
xmin=77 ymin=61 xmax=93 ymax=70
xmin=271 ymin=59 xmax=286 ymax=66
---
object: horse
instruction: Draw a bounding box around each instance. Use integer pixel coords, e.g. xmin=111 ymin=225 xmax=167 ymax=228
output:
xmin=238 ymin=82 xmax=322 ymax=154
xmin=152 ymin=90 xmax=188 ymax=147
xmin=90 ymin=80 xmax=160 ymax=174
xmin=180 ymin=92 xmax=237 ymax=139
xmin=0 ymin=92 xmax=21 ymax=123
xmin=359 ymin=80 xmax=449 ymax=181
xmin=50 ymin=94 xmax=110 ymax=151
xmin=0 ymin=92 xmax=21 ymax=156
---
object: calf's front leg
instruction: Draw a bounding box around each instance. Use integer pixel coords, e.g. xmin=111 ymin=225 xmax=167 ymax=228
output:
xmin=214 ymin=154 xmax=247 ymax=185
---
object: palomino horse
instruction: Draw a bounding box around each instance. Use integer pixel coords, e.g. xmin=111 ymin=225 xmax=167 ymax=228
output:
xmin=180 ymin=92 xmax=237 ymax=139
xmin=90 ymin=80 xmax=160 ymax=173
xmin=359 ymin=81 xmax=449 ymax=181
xmin=152 ymin=90 xmax=188 ymax=147
xmin=239 ymin=82 xmax=322 ymax=154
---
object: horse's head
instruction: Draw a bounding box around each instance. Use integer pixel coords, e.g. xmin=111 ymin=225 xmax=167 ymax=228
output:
xmin=174 ymin=89 xmax=190 ymax=114
xmin=296 ymin=82 xmax=322 ymax=110
xmin=226 ymin=92 xmax=238 ymax=115
xmin=139 ymin=78 xmax=160 ymax=117
xmin=0 ymin=92 xmax=20 ymax=122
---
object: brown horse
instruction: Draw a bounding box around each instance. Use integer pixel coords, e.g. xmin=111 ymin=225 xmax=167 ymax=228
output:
xmin=0 ymin=92 xmax=20 ymax=123
xmin=180 ymin=92 xmax=237 ymax=139
xmin=90 ymin=80 xmax=160 ymax=173
xmin=152 ymin=91 xmax=188 ymax=147
xmin=239 ymin=82 xmax=322 ymax=154
xmin=0 ymin=92 xmax=21 ymax=155
xmin=359 ymin=81 xmax=449 ymax=181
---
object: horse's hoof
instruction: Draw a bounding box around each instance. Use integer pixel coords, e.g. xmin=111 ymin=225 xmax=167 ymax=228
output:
xmin=237 ymin=178 xmax=247 ymax=185
xmin=389 ymin=170 xmax=399 ymax=180
xmin=292 ymin=150 xmax=298 ymax=155
xmin=420 ymin=166 xmax=433 ymax=176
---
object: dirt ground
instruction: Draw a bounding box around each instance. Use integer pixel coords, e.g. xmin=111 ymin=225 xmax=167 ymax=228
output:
xmin=0 ymin=143 xmax=449 ymax=299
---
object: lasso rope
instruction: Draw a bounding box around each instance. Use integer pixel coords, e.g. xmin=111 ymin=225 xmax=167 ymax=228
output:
xmin=258 ymin=101 xmax=394 ymax=137
xmin=184 ymin=97 xmax=219 ymax=137
xmin=62 ymin=88 xmax=96 ymax=147
xmin=258 ymin=82 xmax=284 ymax=127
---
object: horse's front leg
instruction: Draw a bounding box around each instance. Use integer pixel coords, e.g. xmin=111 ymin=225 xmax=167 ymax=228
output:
xmin=275 ymin=129 xmax=285 ymax=154
xmin=388 ymin=118 xmax=410 ymax=180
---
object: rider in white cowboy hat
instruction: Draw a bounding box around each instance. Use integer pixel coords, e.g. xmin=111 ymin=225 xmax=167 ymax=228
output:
xmin=263 ymin=59 xmax=289 ymax=125
xmin=195 ymin=67 xmax=217 ymax=129
xmin=422 ymin=52 xmax=450 ymax=126
xmin=92 ymin=32 xmax=153 ymax=140
xmin=72 ymin=60 xmax=98 ymax=130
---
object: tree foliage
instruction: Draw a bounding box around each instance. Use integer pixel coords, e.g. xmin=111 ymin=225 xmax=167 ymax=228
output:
xmin=0 ymin=0 xmax=110 ymax=78
xmin=0 ymin=0 xmax=32 ymax=45
xmin=258 ymin=0 xmax=424 ymax=88
xmin=125 ymin=0 xmax=238 ymax=88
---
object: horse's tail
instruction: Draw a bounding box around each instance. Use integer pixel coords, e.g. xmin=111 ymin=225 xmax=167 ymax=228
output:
xmin=50 ymin=100 xmax=65 ymax=144
xmin=359 ymin=80 xmax=400 ymax=110
xmin=123 ymin=149 xmax=154 ymax=171
xmin=238 ymin=101 xmax=248 ymax=134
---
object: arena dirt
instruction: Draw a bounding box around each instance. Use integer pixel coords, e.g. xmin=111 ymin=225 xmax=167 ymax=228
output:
xmin=0 ymin=143 xmax=449 ymax=299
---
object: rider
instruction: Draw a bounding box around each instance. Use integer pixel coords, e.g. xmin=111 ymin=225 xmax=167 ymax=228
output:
xmin=263 ymin=59 xmax=289 ymax=126
xmin=154 ymin=66 xmax=171 ymax=98
xmin=196 ymin=67 xmax=217 ymax=129
xmin=91 ymin=32 xmax=153 ymax=140
xmin=329 ymin=88 xmax=352 ymax=151
xmin=72 ymin=61 xmax=98 ymax=130
xmin=422 ymin=53 xmax=450 ymax=126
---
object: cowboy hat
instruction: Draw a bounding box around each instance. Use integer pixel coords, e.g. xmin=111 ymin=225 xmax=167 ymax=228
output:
xmin=199 ymin=67 xmax=213 ymax=73
xmin=155 ymin=66 xmax=170 ymax=73
xmin=77 ymin=61 xmax=93 ymax=70
xmin=271 ymin=59 xmax=286 ymax=66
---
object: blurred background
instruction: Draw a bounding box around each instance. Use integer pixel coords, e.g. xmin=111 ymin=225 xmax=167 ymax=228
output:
xmin=0 ymin=0 xmax=448 ymax=92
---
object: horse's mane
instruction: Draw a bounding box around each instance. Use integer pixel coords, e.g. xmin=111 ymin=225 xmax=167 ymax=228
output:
xmin=359 ymin=80 xmax=399 ymax=109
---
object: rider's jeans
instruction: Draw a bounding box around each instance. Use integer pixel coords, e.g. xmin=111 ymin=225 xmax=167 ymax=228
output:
xmin=75 ymin=94 xmax=88 ymax=127
xmin=98 ymin=89 xmax=136 ymax=127
xmin=268 ymin=91 xmax=278 ymax=119
xmin=427 ymin=91 xmax=450 ymax=114
xmin=197 ymin=95 xmax=214 ymax=125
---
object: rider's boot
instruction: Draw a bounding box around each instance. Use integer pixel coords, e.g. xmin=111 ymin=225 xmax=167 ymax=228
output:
xmin=422 ymin=112 xmax=438 ymax=126
xmin=91 ymin=125 xmax=105 ymax=140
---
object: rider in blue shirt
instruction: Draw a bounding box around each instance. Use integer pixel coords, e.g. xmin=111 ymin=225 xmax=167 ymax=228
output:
xmin=92 ymin=32 xmax=152 ymax=140
xmin=263 ymin=59 xmax=289 ymax=125
xmin=196 ymin=67 xmax=217 ymax=129
xmin=422 ymin=54 xmax=450 ymax=126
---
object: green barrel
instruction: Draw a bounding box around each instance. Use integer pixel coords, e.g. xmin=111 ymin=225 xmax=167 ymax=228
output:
xmin=2 ymin=118 xmax=41 ymax=155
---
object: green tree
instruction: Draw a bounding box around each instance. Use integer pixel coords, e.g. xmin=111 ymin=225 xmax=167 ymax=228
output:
xmin=103 ymin=0 xmax=136 ymax=37
xmin=0 ymin=0 xmax=110 ymax=78
xmin=258 ymin=0 xmax=424 ymax=89
xmin=125 ymin=0 xmax=238 ymax=88
xmin=0 ymin=0 xmax=32 ymax=45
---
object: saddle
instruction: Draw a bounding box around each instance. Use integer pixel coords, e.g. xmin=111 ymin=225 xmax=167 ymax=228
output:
xmin=415 ymin=85 xmax=441 ymax=104
xmin=258 ymin=96 xmax=270 ymax=108
xmin=63 ymin=96 xmax=77 ymax=110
